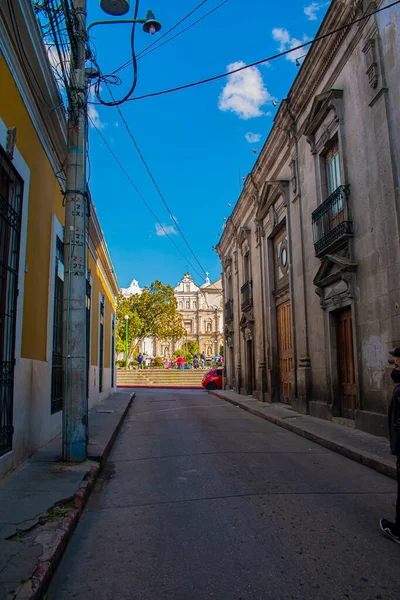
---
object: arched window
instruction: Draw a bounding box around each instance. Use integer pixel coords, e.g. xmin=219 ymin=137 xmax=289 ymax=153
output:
xmin=207 ymin=345 xmax=212 ymax=356
xmin=193 ymin=301 xmax=197 ymax=309
xmin=186 ymin=301 xmax=190 ymax=309
xmin=179 ymin=302 xmax=183 ymax=309
xmin=206 ymin=322 xmax=212 ymax=332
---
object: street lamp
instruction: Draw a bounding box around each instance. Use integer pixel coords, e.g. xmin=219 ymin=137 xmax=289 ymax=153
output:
xmin=124 ymin=315 xmax=129 ymax=370
xmin=88 ymin=9 xmax=162 ymax=35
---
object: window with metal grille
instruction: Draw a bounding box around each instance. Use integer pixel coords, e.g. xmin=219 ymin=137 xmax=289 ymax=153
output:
xmin=0 ymin=147 xmax=23 ymax=456
xmin=51 ymin=236 xmax=64 ymax=414
xmin=86 ymin=279 xmax=91 ymax=399
xmin=111 ymin=313 xmax=115 ymax=388
xmin=99 ymin=295 xmax=104 ymax=392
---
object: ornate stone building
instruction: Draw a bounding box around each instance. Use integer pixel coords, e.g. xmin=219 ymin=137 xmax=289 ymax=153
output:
xmin=171 ymin=272 xmax=224 ymax=358
xmin=120 ymin=273 xmax=224 ymax=359
xmin=217 ymin=0 xmax=400 ymax=437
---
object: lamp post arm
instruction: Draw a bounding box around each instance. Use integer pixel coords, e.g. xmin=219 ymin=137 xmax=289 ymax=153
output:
xmin=87 ymin=19 xmax=146 ymax=35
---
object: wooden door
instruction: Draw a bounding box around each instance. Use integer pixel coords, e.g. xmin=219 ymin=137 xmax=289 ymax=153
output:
xmin=336 ymin=308 xmax=356 ymax=419
xmin=276 ymin=301 xmax=293 ymax=404
xmin=246 ymin=339 xmax=255 ymax=395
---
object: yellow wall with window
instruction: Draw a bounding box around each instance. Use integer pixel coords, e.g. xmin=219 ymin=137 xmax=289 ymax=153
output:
xmin=1 ymin=55 xmax=116 ymax=370
xmin=0 ymin=55 xmax=64 ymax=363
xmin=87 ymin=249 xmax=116 ymax=369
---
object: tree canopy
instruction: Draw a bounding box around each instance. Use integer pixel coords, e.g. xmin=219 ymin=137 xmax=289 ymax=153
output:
xmin=116 ymin=280 xmax=185 ymax=361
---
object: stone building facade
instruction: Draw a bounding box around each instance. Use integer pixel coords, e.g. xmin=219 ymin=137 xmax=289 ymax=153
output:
xmin=120 ymin=273 xmax=224 ymax=359
xmin=217 ymin=0 xmax=399 ymax=437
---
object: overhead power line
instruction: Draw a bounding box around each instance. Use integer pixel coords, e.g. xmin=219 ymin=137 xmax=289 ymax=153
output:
xmin=112 ymin=0 xmax=399 ymax=103
xmin=138 ymin=0 xmax=229 ymax=62
xmin=88 ymin=115 xmax=207 ymax=283
xmin=110 ymin=0 xmax=210 ymax=76
xmin=104 ymin=82 xmax=208 ymax=278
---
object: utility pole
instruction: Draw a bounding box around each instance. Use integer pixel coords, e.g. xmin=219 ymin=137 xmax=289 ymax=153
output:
xmin=63 ymin=0 xmax=88 ymax=462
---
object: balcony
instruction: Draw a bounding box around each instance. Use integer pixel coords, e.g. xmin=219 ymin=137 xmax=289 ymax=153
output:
xmin=224 ymin=299 xmax=233 ymax=323
xmin=312 ymin=185 xmax=352 ymax=257
xmin=241 ymin=280 xmax=252 ymax=311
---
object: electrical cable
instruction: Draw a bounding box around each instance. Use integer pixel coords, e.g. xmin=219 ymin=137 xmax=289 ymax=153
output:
xmin=137 ymin=0 xmax=229 ymax=62
xmin=109 ymin=0 xmax=400 ymax=103
xmin=88 ymin=114 xmax=207 ymax=283
xmin=104 ymin=84 xmax=208 ymax=278
xmin=110 ymin=0 xmax=210 ymax=76
xmin=94 ymin=0 xmax=140 ymax=106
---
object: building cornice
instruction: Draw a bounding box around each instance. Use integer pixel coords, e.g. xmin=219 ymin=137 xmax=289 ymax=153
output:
xmin=0 ymin=2 xmax=67 ymax=186
xmin=219 ymin=0 xmax=381 ymax=252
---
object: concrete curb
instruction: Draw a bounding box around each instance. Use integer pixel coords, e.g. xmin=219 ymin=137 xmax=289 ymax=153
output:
xmin=211 ymin=391 xmax=397 ymax=481
xmin=15 ymin=392 xmax=135 ymax=600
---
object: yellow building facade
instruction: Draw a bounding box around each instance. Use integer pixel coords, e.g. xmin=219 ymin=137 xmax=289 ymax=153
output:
xmin=0 ymin=3 xmax=119 ymax=478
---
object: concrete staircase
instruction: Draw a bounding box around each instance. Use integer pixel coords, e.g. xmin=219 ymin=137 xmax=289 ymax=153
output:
xmin=117 ymin=368 xmax=206 ymax=388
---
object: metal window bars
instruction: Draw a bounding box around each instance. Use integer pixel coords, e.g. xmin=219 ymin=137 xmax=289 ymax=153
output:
xmin=312 ymin=185 xmax=352 ymax=256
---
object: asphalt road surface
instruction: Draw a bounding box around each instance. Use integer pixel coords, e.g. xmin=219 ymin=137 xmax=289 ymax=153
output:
xmin=48 ymin=389 xmax=399 ymax=600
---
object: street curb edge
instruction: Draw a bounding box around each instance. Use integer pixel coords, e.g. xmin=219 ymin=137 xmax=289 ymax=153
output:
xmin=211 ymin=391 xmax=396 ymax=481
xmin=15 ymin=391 xmax=136 ymax=600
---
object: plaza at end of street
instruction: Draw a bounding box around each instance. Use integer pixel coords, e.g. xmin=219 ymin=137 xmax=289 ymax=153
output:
xmin=0 ymin=390 xmax=134 ymax=600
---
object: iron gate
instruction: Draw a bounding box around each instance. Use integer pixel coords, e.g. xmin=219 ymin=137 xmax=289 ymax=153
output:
xmin=51 ymin=236 xmax=64 ymax=414
xmin=111 ymin=313 xmax=115 ymax=388
xmin=99 ymin=295 xmax=104 ymax=392
xmin=0 ymin=147 xmax=23 ymax=456
xmin=86 ymin=279 xmax=91 ymax=398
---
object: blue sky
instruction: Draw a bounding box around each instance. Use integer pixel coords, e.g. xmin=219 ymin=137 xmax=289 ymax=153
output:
xmin=86 ymin=0 xmax=329 ymax=290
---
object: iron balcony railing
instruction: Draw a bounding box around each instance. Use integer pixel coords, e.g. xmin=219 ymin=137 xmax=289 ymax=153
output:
xmin=241 ymin=280 xmax=252 ymax=311
xmin=224 ymin=299 xmax=233 ymax=322
xmin=312 ymin=185 xmax=352 ymax=257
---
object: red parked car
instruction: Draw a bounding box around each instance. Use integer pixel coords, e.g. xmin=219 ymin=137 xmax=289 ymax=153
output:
xmin=202 ymin=368 xmax=223 ymax=390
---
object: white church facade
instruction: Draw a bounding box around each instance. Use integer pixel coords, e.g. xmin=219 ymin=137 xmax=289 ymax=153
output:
xmin=120 ymin=272 xmax=224 ymax=360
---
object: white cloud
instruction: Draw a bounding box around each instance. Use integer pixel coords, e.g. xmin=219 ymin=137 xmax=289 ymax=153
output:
xmin=88 ymin=104 xmax=105 ymax=129
xmin=304 ymin=2 xmax=329 ymax=21
xmin=218 ymin=61 xmax=274 ymax=120
xmin=245 ymin=132 xmax=262 ymax=143
xmin=272 ymin=27 xmax=310 ymax=64
xmin=115 ymin=121 xmax=120 ymax=127
xmin=155 ymin=223 xmax=177 ymax=236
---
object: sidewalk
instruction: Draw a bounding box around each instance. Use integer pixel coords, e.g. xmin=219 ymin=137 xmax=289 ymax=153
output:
xmin=211 ymin=389 xmax=397 ymax=480
xmin=0 ymin=390 xmax=134 ymax=600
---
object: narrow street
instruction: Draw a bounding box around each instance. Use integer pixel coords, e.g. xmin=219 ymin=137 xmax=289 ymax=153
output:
xmin=48 ymin=389 xmax=399 ymax=600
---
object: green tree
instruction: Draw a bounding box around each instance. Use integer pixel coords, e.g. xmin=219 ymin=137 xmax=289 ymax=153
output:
xmin=173 ymin=340 xmax=199 ymax=364
xmin=116 ymin=280 xmax=185 ymax=362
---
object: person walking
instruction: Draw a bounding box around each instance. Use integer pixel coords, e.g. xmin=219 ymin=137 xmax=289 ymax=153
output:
xmin=200 ymin=352 xmax=205 ymax=369
xmin=178 ymin=354 xmax=185 ymax=370
xmin=193 ymin=355 xmax=199 ymax=369
xmin=380 ymin=347 xmax=400 ymax=544
xmin=137 ymin=353 xmax=144 ymax=370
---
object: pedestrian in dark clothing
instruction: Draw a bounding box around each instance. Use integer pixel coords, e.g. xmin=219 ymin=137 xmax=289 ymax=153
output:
xmin=193 ymin=355 xmax=199 ymax=369
xmin=200 ymin=352 xmax=205 ymax=369
xmin=380 ymin=347 xmax=400 ymax=544
xmin=137 ymin=353 xmax=144 ymax=370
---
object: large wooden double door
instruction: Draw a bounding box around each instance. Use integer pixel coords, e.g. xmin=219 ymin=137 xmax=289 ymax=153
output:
xmin=276 ymin=301 xmax=293 ymax=404
xmin=274 ymin=227 xmax=293 ymax=405
xmin=336 ymin=307 xmax=357 ymax=419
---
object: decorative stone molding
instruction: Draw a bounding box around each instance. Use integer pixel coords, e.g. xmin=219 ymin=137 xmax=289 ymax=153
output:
xmin=304 ymin=89 xmax=344 ymax=152
xmin=239 ymin=312 xmax=254 ymax=341
xmin=313 ymin=253 xmax=358 ymax=310
xmin=362 ymin=38 xmax=378 ymax=89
